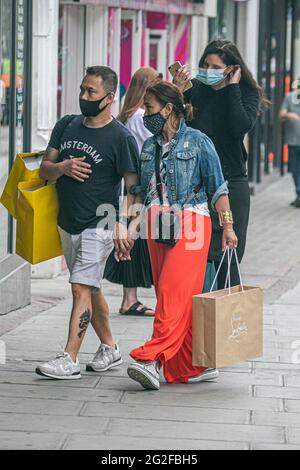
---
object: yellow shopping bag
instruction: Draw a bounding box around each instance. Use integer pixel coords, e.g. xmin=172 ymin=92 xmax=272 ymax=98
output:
xmin=0 ymin=152 xmax=45 ymax=219
xmin=16 ymin=179 xmax=63 ymax=265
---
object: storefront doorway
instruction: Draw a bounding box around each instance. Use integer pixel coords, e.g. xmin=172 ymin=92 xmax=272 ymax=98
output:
xmin=0 ymin=0 xmax=32 ymax=314
xmin=58 ymin=3 xmax=194 ymax=115
xmin=249 ymin=0 xmax=300 ymax=184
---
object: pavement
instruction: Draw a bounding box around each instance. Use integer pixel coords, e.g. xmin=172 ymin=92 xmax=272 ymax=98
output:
xmin=0 ymin=172 xmax=300 ymax=450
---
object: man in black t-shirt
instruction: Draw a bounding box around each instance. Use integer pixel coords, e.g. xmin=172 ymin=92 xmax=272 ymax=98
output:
xmin=35 ymin=66 xmax=139 ymax=380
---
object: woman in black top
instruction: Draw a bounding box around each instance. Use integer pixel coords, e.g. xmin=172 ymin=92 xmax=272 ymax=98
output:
xmin=174 ymin=39 xmax=269 ymax=288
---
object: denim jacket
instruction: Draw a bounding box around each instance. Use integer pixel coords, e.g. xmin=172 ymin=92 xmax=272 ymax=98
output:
xmin=136 ymin=119 xmax=228 ymax=212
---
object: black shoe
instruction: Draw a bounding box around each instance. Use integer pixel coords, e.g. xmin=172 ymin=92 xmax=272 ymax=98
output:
xmin=291 ymin=199 xmax=297 ymax=206
xmin=295 ymin=198 xmax=300 ymax=208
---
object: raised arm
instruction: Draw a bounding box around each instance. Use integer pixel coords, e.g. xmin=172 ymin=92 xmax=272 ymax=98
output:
xmin=227 ymin=84 xmax=259 ymax=137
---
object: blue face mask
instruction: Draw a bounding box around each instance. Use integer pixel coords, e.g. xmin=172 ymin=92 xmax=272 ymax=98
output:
xmin=196 ymin=68 xmax=227 ymax=87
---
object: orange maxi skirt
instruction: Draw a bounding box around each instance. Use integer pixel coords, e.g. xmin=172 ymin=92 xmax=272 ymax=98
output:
xmin=130 ymin=207 xmax=212 ymax=384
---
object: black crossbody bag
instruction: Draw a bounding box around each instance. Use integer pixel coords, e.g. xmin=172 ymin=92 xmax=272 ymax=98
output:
xmin=154 ymin=144 xmax=201 ymax=247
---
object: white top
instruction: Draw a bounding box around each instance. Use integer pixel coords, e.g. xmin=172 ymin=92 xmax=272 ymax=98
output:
xmin=148 ymin=143 xmax=170 ymax=206
xmin=126 ymin=108 xmax=152 ymax=153
xmin=148 ymin=143 xmax=210 ymax=217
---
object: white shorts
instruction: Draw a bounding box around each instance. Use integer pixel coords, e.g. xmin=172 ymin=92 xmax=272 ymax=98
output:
xmin=58 ymin=227 xmax=114 ymax=289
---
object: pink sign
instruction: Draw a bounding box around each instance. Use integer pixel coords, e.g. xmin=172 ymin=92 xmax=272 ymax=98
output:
xmin=120 ymin=19 xmax=133 ymax=91
xmin=174 ymin=15 xmax=191 ymax=66
xmin=147 ymin=12 xmax=168 ymax=29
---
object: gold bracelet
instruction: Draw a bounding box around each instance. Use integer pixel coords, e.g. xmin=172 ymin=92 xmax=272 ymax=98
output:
xmin=219 ymin=210 xmax=234 ymax=227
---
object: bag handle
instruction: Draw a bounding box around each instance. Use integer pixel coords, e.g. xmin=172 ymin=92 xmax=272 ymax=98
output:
xmin=210 ymin=248 xmax=227 ymax=293
xmin=224 ymin=248 xmax=233 ymax=292
xmin=234 ymin=248 xmax=244 ymax=291
xmin=210 ymin=247 xmax=244 ymax=294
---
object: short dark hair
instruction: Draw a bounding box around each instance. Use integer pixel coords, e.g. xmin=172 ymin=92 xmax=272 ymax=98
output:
xmin=86 ymin=66 xmax=118 ymax=93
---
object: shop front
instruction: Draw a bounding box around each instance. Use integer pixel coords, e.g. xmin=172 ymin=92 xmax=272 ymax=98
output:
xmin=0 ymin=0 xmax=33 ymax=314
xmin=249 ymin=0 xmax=300 ymax=184
xmin=58 ymin=0 xmax=217 ymax=116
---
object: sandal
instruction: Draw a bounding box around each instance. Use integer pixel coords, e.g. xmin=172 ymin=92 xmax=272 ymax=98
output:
xmin=119 ymin=301 xmax=155 ymax=317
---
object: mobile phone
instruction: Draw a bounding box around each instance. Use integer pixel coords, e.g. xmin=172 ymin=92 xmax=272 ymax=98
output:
xmin=168 ymin=61 xmax=193 ymax=92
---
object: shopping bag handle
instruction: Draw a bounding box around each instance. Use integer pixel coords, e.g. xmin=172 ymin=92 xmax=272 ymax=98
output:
xmin=210 ymin=247 xmax=244 ymax=294
xmin=234 ymin=249 xmax=244 ymax=291
xmin=224 ymin=249 xmax=234 ymax=291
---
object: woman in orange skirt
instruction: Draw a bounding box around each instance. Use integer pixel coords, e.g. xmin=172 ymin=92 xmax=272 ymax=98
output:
xmin=117 ymin=81 xmax=238 ymax=390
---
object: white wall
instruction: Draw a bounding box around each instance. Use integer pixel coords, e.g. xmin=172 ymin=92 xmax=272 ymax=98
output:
xmin=121 ymin=10 xmax=142 ymax=76
xmin=85 ymin=5 xmax=109 ymax=68
xmin=61 ymin=5 xmax=85 ymax=116
xmin=244 ymin=0 xmax=260 ymax=79
xmin=204 ymin=0 xmax=217 ymax=18
xmin=108 ymin=8 xmax=121 ymax=116
xmin=190 ymin=15 xmax=209 ymax=74
xmin=31 ymin=0 xmax=63 ymax=279
xmin=31 ymin=0 xmax=59 ymax=151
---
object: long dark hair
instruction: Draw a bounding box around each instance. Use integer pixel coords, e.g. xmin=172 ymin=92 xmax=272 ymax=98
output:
xmin=145 ymin=81 xmax=193 ymax=120
xmin=199 ymin=39 xmax=270 ymax=112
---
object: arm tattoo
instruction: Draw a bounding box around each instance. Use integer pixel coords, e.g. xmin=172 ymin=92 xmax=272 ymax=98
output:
xmin=78 ymin=309 xmax=91 ymax=339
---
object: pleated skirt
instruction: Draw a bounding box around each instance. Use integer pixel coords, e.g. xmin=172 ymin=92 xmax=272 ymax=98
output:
xmin=104 ymin=237 xmax=153 ymax=289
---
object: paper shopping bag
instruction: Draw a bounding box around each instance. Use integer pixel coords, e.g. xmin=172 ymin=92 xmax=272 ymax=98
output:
xmin=192 ymin=285 xmax=263 ymax=369
xmin=0 ymin=152 xmax=45 ymax=219
xmin=16 ymin=179 xmax=63 ymax=265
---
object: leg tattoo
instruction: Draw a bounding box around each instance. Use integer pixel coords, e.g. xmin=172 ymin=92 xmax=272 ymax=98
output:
xmin=78 ymin=309 xmax=91 ymax=339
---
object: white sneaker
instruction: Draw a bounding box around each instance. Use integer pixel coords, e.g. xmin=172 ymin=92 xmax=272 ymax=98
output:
xmin=86 ymin=344 xmax=123 ymax=372
xmin=35 ymin=352 xmax=81 ymax=380
xmin=127 ymin=361 xmax=160 ymax=390
xmin=188 ymin=368 xmax=219 ymax=384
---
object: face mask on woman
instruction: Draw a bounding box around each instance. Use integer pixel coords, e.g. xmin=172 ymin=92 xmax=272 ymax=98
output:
xmin=143 ymin=111 xmax=167 ymax=136
xmin=196 ymin=68 xmax=230 ymax=87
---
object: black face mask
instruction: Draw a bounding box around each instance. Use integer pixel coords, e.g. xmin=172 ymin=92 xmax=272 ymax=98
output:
xmin=79 ymin=94 xmax=110 ymax=117
xmin=143 ymin=111 xmax=167 ymax=136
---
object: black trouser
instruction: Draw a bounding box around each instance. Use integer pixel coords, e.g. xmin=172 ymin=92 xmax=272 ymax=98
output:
xmin=288 ymin=146 xmax=300 ymax=198
xmin=214 ymin=258 xmax=241 ymax=289
xmin=208 ymin=177 xmax=251 ymax=289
